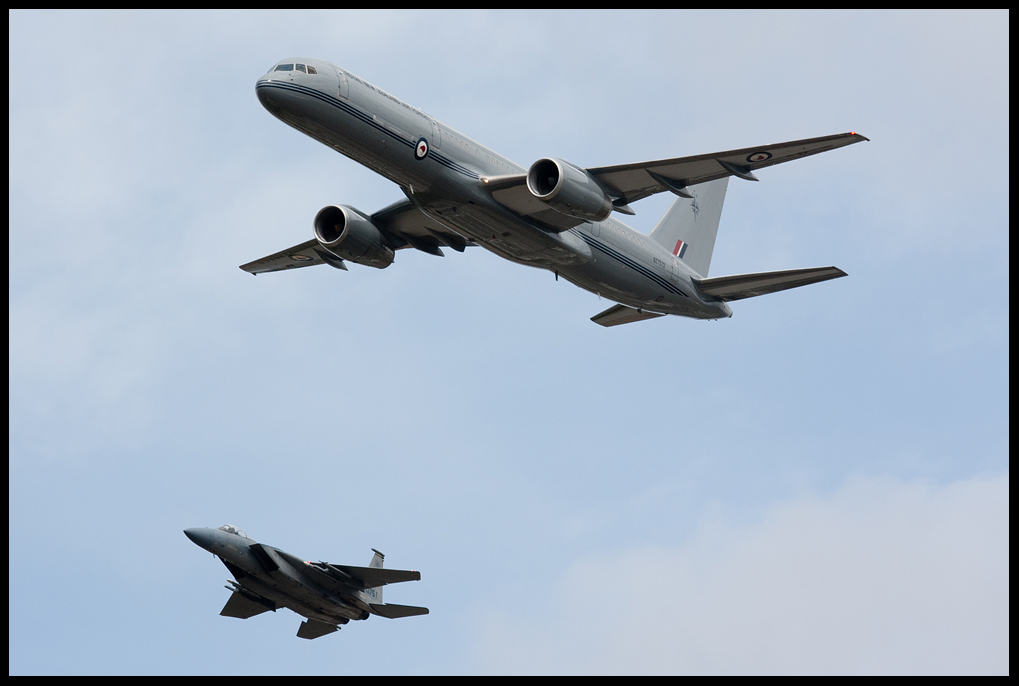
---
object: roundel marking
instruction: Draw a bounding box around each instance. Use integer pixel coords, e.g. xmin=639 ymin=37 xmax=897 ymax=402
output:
xmin=415 ymin=137 xmax=429 ymax=160
xmin=289 ymin=254 xmax=313 ymax=261
xmin=746 ymin=151 xmax=772 ymax=163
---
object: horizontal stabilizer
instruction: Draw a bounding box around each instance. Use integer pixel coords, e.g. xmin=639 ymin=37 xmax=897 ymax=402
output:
xmin=591 ymin=303 xmax=665 ymax=327
xmin=695 ymin=267 xmax=847 ymax=301
xmin=297 ymin=619 xmax=339 ymax=640
xmin=220 ymin=590 xmax=275 ymax=619
xmin=370 ymin=603 xmax=429 ymax=619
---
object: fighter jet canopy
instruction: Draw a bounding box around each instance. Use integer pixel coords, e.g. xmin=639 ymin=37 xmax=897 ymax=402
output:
xmin=217 ymin=524 xmax=251 ymax=539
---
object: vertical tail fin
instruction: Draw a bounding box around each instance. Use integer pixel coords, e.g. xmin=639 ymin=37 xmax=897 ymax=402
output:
xmin=648 ymin=177 xmax=728 ymax=277
xmin=367 ymin=548 xmax=384 ymax=603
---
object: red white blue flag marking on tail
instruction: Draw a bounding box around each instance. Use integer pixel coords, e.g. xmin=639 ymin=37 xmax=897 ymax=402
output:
xmin=673 ymin=239 xmax=689 ymax=258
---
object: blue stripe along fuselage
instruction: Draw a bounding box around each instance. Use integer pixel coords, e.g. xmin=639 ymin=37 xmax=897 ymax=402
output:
xmin=572 ymin=230 xmax=688 ymax=298
xmin=256 ymin=81 xmax=479 ymax=180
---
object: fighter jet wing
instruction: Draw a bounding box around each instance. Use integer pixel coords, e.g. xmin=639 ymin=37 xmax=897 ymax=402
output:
xmin=220 ymin=590 xmax=276 ymax=619
xmin=306 ymin=561 xmax=420 ymax=590
xmin=333 ymin=564 xmax=420 ymax=587
xmin=483 ymin=133 xmax=868 ymax=223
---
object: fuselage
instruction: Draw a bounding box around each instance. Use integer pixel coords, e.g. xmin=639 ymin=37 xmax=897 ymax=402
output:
xmin=184 ymin=527 xmax=370 ymax=624
xmin=255 ymin=58 xmax=732 ymax=320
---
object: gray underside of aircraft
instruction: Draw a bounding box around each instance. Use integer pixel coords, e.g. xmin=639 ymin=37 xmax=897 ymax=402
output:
xmin=185 ymin=526 xmax=427 ymax=639
xmin=242 ymin=57 xmax=864 ymax=326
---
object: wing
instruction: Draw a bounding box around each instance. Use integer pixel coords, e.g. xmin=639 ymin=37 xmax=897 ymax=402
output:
xmin=306 ymin=561 xmax=421 ymax=589
xmin=239 ymin=239 xmax=347 ymax=275
xmin=220 ymin=589 xmax=275 ymax=619
xmin=371 ymin=198 xmax=475 ymax=255
xmin=484 ymin=132 xmax=868 ymax=226
xmin=483 ymin=175 xmax=582 ymax=232
xmin=587 ymin=132 xmax=869 ymax=205
xmin=239 ymin=199 xmax=476 ymax=273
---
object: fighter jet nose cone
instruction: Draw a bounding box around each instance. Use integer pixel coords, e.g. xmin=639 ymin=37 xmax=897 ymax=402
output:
xmin=184 ymin=528 xmax=205 ymax=545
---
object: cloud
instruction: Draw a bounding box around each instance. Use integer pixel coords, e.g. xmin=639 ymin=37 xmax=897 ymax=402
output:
xmin=471 ymin=473 xmax=1009 ymax=674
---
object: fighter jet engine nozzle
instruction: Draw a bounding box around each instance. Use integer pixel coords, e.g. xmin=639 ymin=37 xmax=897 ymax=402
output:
xmin=526 ymin=158 xmax=613 ymax=223
xmin=313 ymin=205 xmax=395 ymax=269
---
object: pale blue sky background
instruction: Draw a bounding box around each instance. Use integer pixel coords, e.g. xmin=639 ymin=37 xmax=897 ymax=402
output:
xmin=9 ymin=10 xmax=1008 ymax=674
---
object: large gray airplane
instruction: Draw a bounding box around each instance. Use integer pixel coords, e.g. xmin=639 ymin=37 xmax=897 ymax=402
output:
xmin=244 ymin=58 xmax=867 ymax=326
xmin=184 ymin=526 xmax=428 ymax=639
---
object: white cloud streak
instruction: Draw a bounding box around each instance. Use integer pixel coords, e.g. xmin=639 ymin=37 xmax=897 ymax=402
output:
xmin=472 ymin=473 xmax=1009 ymax=674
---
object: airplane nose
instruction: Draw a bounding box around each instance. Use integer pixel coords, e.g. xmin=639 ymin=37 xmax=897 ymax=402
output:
xmin=255 ymin=79 xmax=287 ymax=116
xmin=184 ymin=528 xmax=215 ymax=550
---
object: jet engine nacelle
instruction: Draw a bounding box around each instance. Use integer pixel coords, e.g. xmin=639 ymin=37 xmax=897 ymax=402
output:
xmin=313 ymin=205 xmax=395 ymax=269
xmin=526 ymin=158 xmax=613 ymax=223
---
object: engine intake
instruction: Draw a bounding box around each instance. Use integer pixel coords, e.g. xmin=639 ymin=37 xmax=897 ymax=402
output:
xmin=313 ymin=205 xmax=394 ymax=269
xmin=526 ymin=158 xmax=613 ymax=223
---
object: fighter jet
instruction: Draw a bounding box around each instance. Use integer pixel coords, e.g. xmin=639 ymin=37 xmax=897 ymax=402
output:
xmin=184 ymin=525 xmax=428 ymax=639
xmin=244 ymin=58 xmax=867 ymax=326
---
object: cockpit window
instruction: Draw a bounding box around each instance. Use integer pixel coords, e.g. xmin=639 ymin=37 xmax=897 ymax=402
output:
xmin=274 ymin=64 xmax=294 ymax=72
xmin=307 ymin=65 xmax=318 ymax=75
xmin=218 ymin=524 xmax=251 ymax=539
xmin=295 ymin=64 xmax=307 ymax=73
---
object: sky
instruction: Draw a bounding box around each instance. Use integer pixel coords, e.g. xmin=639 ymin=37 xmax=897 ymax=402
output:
xmin=8 ymin=10 xmax=1009 ymax=675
